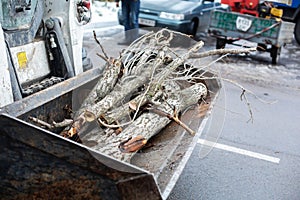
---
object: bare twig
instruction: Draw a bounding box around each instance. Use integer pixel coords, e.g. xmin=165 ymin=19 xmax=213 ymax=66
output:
xmin=52 ymin=119 xmax=74 ymax=128
xmin=222 ymin=78 xmax=277 ymax=105
xmin=29 ymin=117 xmax=73 ymax=129
xmin=29 ymin=116 xmax=53 ymax=129
xmin=240 ymin=89 xmax=254 ymax=123
xmin=147 ymin=106 xmax=196 ymax=135
xmin=96 ymin=53 xmax=109 ymax=62
xmin=93 ymin=30 xmax=109 ymax=60
xmin=189 ymin=47 xmax=256 ymax=59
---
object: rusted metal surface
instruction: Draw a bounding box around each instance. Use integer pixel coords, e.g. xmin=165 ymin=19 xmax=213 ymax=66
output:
xmin=117 ymin=175 xmax=162 ymax=200
xmin=0 ymin=114 xmax=161 ymax=199
xmin=0 ymin=67 xmax=162 ymax=199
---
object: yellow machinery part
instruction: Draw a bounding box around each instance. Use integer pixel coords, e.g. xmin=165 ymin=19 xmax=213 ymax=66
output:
xmin=271 ymin=7 xmax=283 ymax=18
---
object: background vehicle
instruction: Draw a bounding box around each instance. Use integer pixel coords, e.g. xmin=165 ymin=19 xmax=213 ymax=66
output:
xmin=118 ymin=0 xmax=228 ymax=37
xmin=274 ymin=0 xmax=300 ymax=44
xmin=208 ymin=0 xmax=295 ymax=64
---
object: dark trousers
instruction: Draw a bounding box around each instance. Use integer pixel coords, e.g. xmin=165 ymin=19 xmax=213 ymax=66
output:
xmin=121 ymin=0 xmax=140 ymax=31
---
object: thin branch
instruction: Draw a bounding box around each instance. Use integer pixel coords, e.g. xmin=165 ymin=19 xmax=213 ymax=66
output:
xmin=28 ymin=117 xmax=73 ymax=129
xmin=240 ymin=90 xmax=254 ymax=123
xmin=189 ymin=47 xmax=257 ymax=59
xmin=96 ymin=52 xmax=109 ymax=62
xmin=222 ymin=78 xmax=278 ymax=105
xmin=147 ymin=106 xmax=196 ymax=135
xmin=52 ymin=119 xmax=74 ymax=128
xmin=93 ymin=30 xmax=109 ymax=60
xmin=29 ymin=116 xmax=53 ymax=129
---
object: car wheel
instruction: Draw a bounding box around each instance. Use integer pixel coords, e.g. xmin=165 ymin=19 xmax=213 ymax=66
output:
xmin=187 ymin=19 xmax=198 ymax=37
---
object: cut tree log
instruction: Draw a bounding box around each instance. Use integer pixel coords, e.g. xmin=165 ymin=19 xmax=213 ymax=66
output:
xmin=75 ymin=57 xmax=123 ymax=118
xmin=66 ymin=34 xmax=206 ymax=137
xmin=100 ymin=94 xmax=148 ymax=125
xmin=100 ymin=79 xmax=182 ymax=126
xmin=67 ymin=69 xmax=152 ymax=137
xmin=84 ymin=69 xmax=152 ymax=121
xmin=91 ymin=82 xmax=207 ymax=162
xmin=67 ymin=55 xmax=167 ymax=136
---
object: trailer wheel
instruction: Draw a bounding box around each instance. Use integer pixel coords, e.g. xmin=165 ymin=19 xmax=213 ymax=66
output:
xmin=270 ymin=45 xmax=280 ymax=65
xmin=295 ymin=17 xmax=300 ymax=45
xmin=216 ymin=38 xmax=226 ymax=49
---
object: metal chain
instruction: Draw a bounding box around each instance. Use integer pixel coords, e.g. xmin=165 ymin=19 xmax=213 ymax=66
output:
xmin=23 ymin=76 xmax=64 ymax=96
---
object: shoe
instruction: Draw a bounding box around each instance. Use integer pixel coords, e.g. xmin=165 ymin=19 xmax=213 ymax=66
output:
xmin=117 ymin=39 xmax=131 ymax=45
xmin=117 ymin=31 xmax=132 ymax=45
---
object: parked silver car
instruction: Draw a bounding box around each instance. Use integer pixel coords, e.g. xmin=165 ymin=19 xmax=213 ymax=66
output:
xmin=118 ymin=0 xmax=228 ymax=36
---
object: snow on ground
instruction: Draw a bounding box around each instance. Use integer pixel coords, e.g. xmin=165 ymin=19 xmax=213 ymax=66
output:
xmin=83 ymin=1 xmax=123 ymax=39
xmin=211 ymin=41 xmax=300 ymax=90
xmin=91 ymin=1 xmax=119 ymax=23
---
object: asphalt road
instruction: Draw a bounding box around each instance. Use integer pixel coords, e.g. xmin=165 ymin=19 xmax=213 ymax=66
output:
xmin=83 ymin=27 xmax=300 ymax=200
xmin=168 ymin=81 xmax=300 ymax=200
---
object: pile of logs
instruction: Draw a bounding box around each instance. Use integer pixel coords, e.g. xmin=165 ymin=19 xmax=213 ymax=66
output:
xmin=30 ymin=29 xmax=256 ymax=163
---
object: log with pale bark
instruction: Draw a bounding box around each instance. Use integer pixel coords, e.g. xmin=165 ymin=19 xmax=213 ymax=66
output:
xmin=68 ymin=54 xmax=180 ymax=136
xmin=90 ymin=83 xmax=207 ymax=162
xmin=100 ymin=94 xmax=148 ymax=125
xmin=67 ymin=69 xmax=152 ymax=137
xmin=75 ymin=57 xmax=123 ymax=118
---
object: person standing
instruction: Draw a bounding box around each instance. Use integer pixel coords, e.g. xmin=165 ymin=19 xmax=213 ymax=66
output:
xmin=116 ymin=0 xmax=140 ymax=45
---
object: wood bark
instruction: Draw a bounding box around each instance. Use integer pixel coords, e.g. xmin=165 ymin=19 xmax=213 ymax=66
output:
xmin=85 ymin=69 xmax=152 ymax=121
xmin=91 ymin=83 xmax=207 ymax=162
xmin=188 ymin=47 xmax=257 ymax=59
xmin=100 ymin=94 xmax=148 ymax=125
xmin=100 ymin=79 xmax=182 ymax=125
xmin=76 ymin=57 xmax=123 ymax=118
xmin=67 ymin=55 xmax=179 ymax=136
xmin=67 ymin=69 xmax=153 ymax=136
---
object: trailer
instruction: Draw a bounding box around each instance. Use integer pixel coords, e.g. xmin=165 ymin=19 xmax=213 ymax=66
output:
xmin=208 ymin=9 xmax=295 ymax=64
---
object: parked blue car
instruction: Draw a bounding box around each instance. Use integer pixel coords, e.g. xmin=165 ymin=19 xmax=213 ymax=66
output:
xmin=118 ymin=0 xmax=228 ymax=36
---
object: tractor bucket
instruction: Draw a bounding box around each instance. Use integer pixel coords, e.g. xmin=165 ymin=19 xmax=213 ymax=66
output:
xmin=0 ymin=68 xmax=221 ymax=199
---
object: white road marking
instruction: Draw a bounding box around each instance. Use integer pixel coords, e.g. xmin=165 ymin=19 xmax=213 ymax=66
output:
xmin=197 ymin=139 xmax=280 ymax=164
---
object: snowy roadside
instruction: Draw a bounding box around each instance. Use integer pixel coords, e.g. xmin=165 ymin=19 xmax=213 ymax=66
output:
xmin=83 ymin=1 xmax=123 ymax=39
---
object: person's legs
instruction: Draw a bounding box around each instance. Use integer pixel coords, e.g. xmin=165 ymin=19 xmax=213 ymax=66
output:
xmin=129 ymin=0 xmax=140 ymax=29
xmin=129 ymin=0 xmax=140 ymax=41
xmin=121 ymin=1 xmax=130 ymax=31
xmin=119 ymin=0 xmax=140 ymax=44
xmin=118 ymin=1 xmax=131 ymax=44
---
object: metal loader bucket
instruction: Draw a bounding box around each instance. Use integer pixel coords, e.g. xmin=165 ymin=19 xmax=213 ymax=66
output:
xmin=0 ymin=68 xmax=221 ymax=199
